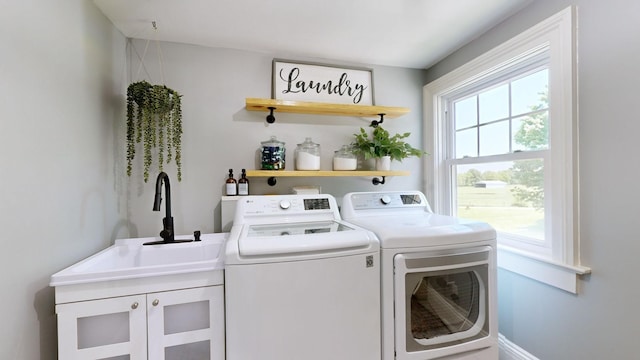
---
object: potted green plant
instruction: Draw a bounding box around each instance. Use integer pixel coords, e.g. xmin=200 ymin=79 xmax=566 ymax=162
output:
xmin=352 ymin=126 xmax=425 ymax=170
xmin=126 ymin=80 xmax=183 ymax=182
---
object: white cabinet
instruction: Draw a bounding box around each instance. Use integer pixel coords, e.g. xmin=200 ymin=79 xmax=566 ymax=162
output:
xmin=147 ymin=287 xmax=224 ymax=360
xmin=56 ymin=286 xmax=224 ymax=360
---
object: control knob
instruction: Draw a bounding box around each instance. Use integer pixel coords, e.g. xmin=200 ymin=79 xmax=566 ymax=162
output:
xmin=380 ymin=195 xmax=392 ymax=205
xmin=279 ymin=200 xmax=291 ymax=209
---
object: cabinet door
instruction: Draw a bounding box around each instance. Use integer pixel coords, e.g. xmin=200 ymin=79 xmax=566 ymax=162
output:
xmin=56 ymin=294 xmax=147 ymax=360
xmin=147 ymin=286 xmax=225 ymax=360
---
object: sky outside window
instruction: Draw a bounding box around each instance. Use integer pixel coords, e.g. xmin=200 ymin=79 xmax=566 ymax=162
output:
xmin=454 ymin=69 xmax=549 ymax=158
xmin=479 ymin=84 xmax=509 ymax=123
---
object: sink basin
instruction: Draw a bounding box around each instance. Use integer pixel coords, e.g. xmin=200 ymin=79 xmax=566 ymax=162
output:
xmin=50 ymin=233 xmax=228 ymax=286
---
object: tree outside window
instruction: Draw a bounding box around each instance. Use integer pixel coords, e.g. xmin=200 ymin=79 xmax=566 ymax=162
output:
xmin=454 ymin=71 xmax=548 ymax=242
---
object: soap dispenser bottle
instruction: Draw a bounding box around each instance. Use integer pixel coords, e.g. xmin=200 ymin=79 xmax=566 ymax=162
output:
xmin=238 ymin=169 xmax=249 ymax=196
xmin=225 ymin=169 xmax=237 ymax=196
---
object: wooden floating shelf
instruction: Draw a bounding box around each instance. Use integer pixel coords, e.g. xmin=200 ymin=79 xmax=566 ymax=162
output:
xmin=245 ymin=98 xmax=410 ymax=119
xmin=246 ymin=170 xmax=409 ymax=186
xmin=246 ymin=170 xmax=410 ymax=177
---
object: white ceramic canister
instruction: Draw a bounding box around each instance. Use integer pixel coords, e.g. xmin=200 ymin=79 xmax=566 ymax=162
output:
xmin=295 ymin=137 xmax=321 ymax=170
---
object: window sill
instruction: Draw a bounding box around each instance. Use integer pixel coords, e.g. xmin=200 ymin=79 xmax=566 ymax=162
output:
xmin=497 ymin=245 xmax=591 ymax=294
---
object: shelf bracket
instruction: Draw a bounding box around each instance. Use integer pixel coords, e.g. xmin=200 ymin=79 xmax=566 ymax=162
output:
xmin=267 ymin=175 xmax=385 ymax=186
xmin=372 ymin=176 xmax=386 ymax=185
xmin=370 ymin=113 xmax=385 ymax=128
xmin=266 ymin=107 xmax=276 ymax=123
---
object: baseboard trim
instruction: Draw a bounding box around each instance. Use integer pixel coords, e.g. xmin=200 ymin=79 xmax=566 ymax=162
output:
xmin=498 ymin=333 xmax=539 ymax=360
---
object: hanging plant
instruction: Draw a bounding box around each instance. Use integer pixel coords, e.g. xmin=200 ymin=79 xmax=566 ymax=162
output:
xmin=126 ymin=80 xmax=183 ymax=182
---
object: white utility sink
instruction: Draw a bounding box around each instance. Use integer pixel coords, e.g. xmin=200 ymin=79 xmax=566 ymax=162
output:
xmin=50 ymin=233 xmax=228 ymax=286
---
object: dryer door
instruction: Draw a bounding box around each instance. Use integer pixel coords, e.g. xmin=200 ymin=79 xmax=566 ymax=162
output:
xmin=393 ymin=246 xmax=496 ymax=359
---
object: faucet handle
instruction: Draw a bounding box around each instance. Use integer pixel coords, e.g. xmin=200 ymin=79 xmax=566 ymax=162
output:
xmin=194 ymin=230 xmax=201 ymax=241
xmin=160 ymin=229 xmax=172 ymax=241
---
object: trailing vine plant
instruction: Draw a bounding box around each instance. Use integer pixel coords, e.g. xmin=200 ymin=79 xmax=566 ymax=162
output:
xmin=126 ymin=80 xmax=183 ymax=182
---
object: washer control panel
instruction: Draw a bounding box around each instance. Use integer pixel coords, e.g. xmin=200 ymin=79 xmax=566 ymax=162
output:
xmin=303 ymin=198 xmax=330 ymax=210
xmin=236 ymin=194 xmax=340 ymax=224
xmin=341 ymin=191 xmax=431 ymax=218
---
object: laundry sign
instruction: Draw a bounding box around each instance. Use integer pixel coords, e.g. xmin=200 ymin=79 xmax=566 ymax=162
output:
xmin=272 ymin=59 xmax=374 ymax=105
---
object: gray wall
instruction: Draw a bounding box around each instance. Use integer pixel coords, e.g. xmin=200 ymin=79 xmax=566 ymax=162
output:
xmin=0 ymin=1 xmax=126 ymax=358
xmin=425 ymin=0 xmax=640 ymax=358
xmin=12 ymin=0 xmax=626 ymax=357
xmin=0 ymin=2 xmax=424 ymax=358
xmin=123 ymin=39 xmax=425 ymax=236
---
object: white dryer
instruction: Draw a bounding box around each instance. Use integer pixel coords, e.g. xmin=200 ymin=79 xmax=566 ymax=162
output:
xmin=341 ymin=191 xmax=498 ymax=360
xmin=224 ymin=194 xmax=381 ymax=360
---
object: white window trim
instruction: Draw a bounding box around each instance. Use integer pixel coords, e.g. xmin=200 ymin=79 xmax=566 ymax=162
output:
xmin=423 ymin=6 xmax=590 ymax=293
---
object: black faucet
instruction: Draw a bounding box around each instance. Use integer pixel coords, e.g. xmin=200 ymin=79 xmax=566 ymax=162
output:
xmin=144 ymin=172 xmax=192 ymax=245
xmin=154 ymin=172 xmax=175 ymax=242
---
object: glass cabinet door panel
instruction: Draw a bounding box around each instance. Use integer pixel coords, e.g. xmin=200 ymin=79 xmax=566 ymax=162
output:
xmin=147 ymin=286 xmax=225 ymax=360
xmin=164 ymin=300 xmax=210 ymax=334
xmin=165 ymin=340 xmax=210 ymax=360
xmin=78 ymin=312 xmax=130 ymax=349
xmin=56 ymin=294 xmax=147 ymax=360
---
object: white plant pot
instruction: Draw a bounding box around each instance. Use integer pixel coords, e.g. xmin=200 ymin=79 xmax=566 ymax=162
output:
xmin=375 ymin=156 xmax=391 ymax=171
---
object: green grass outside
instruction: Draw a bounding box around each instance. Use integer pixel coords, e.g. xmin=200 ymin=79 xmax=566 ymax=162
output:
xmin=456 ymin=185 xmax=544 ymax=239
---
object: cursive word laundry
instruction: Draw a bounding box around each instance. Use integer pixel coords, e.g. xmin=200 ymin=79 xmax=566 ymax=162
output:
xmin=279 ymin=67 xmax=368 ymax=104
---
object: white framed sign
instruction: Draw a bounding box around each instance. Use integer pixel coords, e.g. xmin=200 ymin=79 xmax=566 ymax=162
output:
xmin=272 ymin=59 xmax=374 ymax=105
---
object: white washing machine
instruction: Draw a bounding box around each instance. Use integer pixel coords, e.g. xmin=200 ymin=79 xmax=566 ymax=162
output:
xmin=341 ymin=191 xmax=498 ymax=360
xmin=224 ymin=194 xmax=381 ymax=360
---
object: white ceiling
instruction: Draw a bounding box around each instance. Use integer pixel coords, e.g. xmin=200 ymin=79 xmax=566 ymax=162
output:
xmin=94 ymin=0 xmax=531 ymax=69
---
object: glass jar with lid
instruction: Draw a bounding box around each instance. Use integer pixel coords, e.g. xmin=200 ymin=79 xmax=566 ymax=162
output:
xmin=295 ymin=137 xmax=321 ymax=170
xmin=261 ymin=136 xmax=285 ymax=170
xmin=333 ymin=145 xmax=357 ymax=171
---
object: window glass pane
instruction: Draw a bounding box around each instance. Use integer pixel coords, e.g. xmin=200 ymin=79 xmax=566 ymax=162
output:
xmin=478 ymin=84 xmax=508 ymax=123
xmin=455 ymin=161 xmax=544 ymax=241
xmin=512 ymin=112 xmax=548 ymax=151
xmin=512 ymin=69 xmax=548 ymax=116
xmin=454 ymin=96 xmax=477 ymax=130
xmin=479 ymin=121 xmax=509 ymax=156
xmin=511 ymin=117 xmax=526 ymax=152
xmin=455 ymin=128 xmax=477 ymax=158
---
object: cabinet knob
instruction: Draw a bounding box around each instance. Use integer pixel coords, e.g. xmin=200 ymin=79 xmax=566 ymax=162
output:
xmin=131 ymin=302 xmax=139 ymax=310
xmin=152 ymin=299 xmax=160 ymax=306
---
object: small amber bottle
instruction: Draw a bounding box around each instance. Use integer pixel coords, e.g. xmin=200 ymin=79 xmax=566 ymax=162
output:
xmin=238 ymin=169 xmax=249 ymax=196
xmin=225 ymin=169 xmax=237 ymax=196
